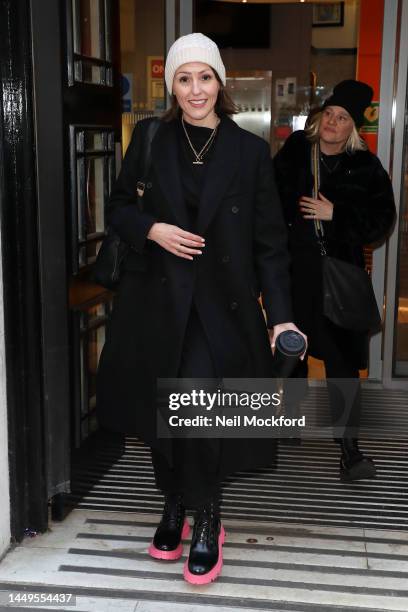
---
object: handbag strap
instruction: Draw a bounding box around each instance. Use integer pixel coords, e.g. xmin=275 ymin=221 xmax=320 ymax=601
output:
xmin=311 ymin=142 xmax=327 ymax=256
xmin=142 ymin=118 xmax=160 ymax=176
xmin=136 ymin=118 xmax=161 ymax=208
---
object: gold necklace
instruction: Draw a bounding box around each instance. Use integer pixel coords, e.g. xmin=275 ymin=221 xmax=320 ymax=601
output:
xmin=320 ymin=153 xmax=341 ymax=174
xmin=181 ymin=116 xmax=220 ymax=165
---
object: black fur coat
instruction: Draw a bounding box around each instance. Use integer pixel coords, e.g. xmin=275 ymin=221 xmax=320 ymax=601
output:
xmin=273 ymin=130 xmax=396 ymax=368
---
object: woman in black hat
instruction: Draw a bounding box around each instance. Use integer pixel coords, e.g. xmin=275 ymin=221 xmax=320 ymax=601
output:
xmin=274 ymin=80 xmax=396 ymax=480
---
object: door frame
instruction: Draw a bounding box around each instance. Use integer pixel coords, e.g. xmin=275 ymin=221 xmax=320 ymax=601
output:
xmin=0 ymin=0 xmax=50 ymax=541
xmin=31 ymin=0 xmax=72 ymax=498
xmin=372 ymin=0 xmax=408 ymax=388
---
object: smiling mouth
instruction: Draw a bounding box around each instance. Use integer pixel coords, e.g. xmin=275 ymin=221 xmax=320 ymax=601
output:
xmin=189 ymin=100 xmax=207 ymax=107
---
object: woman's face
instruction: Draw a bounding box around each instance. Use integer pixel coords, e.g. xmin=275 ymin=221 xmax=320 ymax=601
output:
xmin=319 ymin=105 xmax=354 ymax=149
xmin=172 ymin=62 xmax=220 ymax=126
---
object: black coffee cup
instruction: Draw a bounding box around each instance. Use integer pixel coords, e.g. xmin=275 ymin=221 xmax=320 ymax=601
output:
xmin=273 ymin=330 xmax=306 ymax=378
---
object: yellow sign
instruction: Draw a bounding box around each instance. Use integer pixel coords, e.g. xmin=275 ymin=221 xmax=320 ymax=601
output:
xmin=361 ymin=102 xmax=379 ymax=134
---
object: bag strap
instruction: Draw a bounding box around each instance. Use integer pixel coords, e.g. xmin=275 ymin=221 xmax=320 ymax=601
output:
xmin=311 ymin=142 xmax=327 ymax=256
xmin=142 ymin=118 xmax=160 ymax=176
xmin=136 ymin=118 xmax=161 ymax=205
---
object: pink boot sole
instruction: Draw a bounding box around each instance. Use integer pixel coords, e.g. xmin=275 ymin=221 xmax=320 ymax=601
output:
xmin=183 ymin=525 xmax=226 ymax=585
xmin=148 ymin=519 xmax=190 ymax=560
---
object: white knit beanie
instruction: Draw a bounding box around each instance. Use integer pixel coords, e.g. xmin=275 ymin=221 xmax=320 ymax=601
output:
xmin=165 ymin=33 xmax=226 ymax=94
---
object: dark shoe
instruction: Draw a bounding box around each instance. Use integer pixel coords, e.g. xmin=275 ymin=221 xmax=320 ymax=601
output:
xmin=338 ymin=439 xmax=376 ymax=482
xmin=184 ymin=501 xmax=225 ymax=585
xmin=148 ymin=494 xmax=190 ymax=560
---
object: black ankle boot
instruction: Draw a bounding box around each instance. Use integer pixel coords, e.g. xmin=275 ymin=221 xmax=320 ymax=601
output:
xmin=338 ymin=439 xmax=376 ymax=482
xmin=184 ymin=501 xmax=225 ymax=585
xmin=148 ymin=493 xmax=190 ymax=560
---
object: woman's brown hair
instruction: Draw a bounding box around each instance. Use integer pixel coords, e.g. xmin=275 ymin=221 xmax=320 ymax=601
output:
xmin=162 ymin=70 xmax=238 ymax=121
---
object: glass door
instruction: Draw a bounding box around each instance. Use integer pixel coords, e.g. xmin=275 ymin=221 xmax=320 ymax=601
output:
xmin=64 ymin=0 xmax=121 ymax=448
xmin=381 ymin=0 xmax=408 ymax=385
xmin=393 ymin=80 xmax=408 ymax=377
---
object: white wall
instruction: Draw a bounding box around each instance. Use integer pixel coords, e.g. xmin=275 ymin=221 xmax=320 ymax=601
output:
xmin=0 ymin=228 xmax=10 ymax=558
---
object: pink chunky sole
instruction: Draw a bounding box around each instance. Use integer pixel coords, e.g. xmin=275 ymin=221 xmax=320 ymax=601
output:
xmin=183 ymin=524 xmax=226 ymax=585
xmin=148 ymin=519 xmax=190 ymax=560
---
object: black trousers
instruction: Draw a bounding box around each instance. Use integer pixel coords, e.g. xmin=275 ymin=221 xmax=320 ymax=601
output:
xmin=289 ymin=316 xmax=361 ymax=440
xmin=151 ymin=307 xmax=221 ymax=508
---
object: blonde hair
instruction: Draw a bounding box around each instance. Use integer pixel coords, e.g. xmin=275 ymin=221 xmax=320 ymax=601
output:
xmin=304 ymin=110 xmax=368 ymax=153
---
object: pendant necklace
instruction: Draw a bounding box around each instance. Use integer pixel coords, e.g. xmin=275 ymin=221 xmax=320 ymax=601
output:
xmin=181 ymin=116 xmax=220 ymax=165
xmin=320 ymin=153 xmax=341 ymax=174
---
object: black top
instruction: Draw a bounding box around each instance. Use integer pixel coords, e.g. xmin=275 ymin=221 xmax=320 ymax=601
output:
xmin=177 ymin=117 xmax=219 ymax=231
xmin=319 ymin=151 xmax=345 ymax=187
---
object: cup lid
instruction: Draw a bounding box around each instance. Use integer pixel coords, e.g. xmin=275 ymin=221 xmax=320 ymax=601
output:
xmin=276 ymin=330 xmax=306 ymax=357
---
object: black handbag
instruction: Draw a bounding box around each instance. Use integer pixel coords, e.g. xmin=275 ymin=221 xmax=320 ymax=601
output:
xmin=93 ymin=119 xmax=160 ymax=290
xmin=322 ymin=256 xmax=381 ymax=332
xmin=311 ymin=143 xmax=382 ymax=332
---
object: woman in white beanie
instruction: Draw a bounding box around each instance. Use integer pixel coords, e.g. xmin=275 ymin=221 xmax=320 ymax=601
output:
xmin=97 ymin=33 xmax=306 ymax=585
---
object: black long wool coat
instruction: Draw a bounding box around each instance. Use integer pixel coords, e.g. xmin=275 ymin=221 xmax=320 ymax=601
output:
xmin=96 ymin=115 xmax=292 ymax=474
xmin=273 ymin=130 xmax=396 ymax=368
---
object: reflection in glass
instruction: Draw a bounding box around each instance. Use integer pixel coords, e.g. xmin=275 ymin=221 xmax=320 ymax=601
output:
xmin=85 ymin=157 xmax=105 ymax=236
xmin=77 ymin=155 xmax=104 ymax=265
xmin=226 ymin=72 xmax=272 ymax=143
xmin=75 ymin=60 xmax=104 ymax=85
xmin=84 ymin=131 xmax=104 ymax=152
xmin=76 ymin=158 xmax=86 ymax=241
xmin=78 ymin=245 xmax=87 ymax=267
xmin=72 ymin=127 xmax=114 ymax=271
xmin=119 ymin=0 xmax=166 ymax=147
xmin=394 ymin=91 xmax=408 ymax=376
xmin=73 ymin=0 xmax=102 ymax=59
xmin=77 ymin=303 xmax=110 ymax=444
xmin=79 ymin=334 xmax=87 ymax=416
xmin=88 ymin=325 xmax=105 ymax=408
xmin=83 ymin=240 xmax=102 ymax=266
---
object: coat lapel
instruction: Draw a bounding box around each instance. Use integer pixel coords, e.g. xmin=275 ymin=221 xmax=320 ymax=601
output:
xmin=151 ymin=116 xmax=241 ymax=233
xmin=197 ymin=116 xmax=241 ymax=234
xmin=151 ymin=120 xmax=189 ymax=229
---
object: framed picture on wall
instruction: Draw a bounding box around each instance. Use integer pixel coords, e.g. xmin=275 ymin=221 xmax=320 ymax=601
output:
xmin=312 ymin=2 xmax=344 ymax=28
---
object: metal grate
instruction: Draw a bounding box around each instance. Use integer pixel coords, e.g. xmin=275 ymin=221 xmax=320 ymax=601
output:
xmin=68 ymin=388 xmax=408 ymax=530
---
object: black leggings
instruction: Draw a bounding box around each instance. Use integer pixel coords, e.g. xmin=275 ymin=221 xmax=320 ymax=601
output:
xmin=151 ymin=307 xmax=221 ymax=508
xmin=289 ymin=317 xmax=361 ymax=439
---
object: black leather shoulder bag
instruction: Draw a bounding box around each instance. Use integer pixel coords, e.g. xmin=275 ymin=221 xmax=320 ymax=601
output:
xmin=93 ymin=118 xmax=160 ymax=290
xmin=311 ymin=142 xmax=381 ymax=333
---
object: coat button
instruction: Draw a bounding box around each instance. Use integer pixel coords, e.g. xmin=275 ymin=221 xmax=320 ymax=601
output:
xmin=222 ymin=255 xmax=230 ymax=263
xmin=160 ymin=276 xmax=167 ymax=284
xmin=146 ymin=182 xmax=152 ymax=188
xmin=231 ymin=205 xmax=239 ymax=214
xmin=230 ymin=301 xmax=238 ymax=311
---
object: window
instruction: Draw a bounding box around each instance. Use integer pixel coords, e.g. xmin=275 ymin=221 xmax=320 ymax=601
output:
xmin=72 ymin=301 xmax=112 ymax=447
xmin=70 ymin=126 xmax=115 ymax=273
xmin=68 ymin=0 xmax=113 ymax=86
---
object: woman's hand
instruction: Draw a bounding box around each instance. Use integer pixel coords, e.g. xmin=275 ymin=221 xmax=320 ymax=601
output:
xmin=299 ymin=192 xmax=333 ymax=221
xmin=268 ymin=322 xmax=308 ymax=360
xmin=147 ymin=223 xmax=205 ymax=260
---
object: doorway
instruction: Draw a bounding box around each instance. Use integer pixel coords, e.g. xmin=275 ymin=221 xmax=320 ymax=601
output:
xmin=3 ymin=0 xmax=407 ymax=544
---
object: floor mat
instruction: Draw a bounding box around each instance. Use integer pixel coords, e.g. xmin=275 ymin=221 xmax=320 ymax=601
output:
xmin=68 ymin=387 xmax=408 ymax=530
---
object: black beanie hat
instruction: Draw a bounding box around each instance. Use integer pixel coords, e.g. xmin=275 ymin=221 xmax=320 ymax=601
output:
xmin=323 ymin=79 xmax=374 ymax=128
